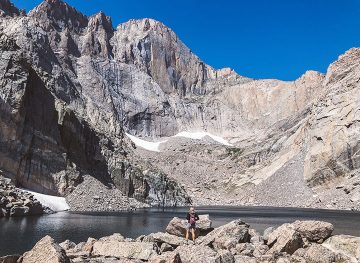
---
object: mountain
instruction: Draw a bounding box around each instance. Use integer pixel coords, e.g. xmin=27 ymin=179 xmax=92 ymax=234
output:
xmin=0 ymin=0 xmax=358 ymax=211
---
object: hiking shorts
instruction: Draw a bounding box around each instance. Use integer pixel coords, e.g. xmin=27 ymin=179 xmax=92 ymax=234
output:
xmin=185 ymin=223 xmax=196 ymax=230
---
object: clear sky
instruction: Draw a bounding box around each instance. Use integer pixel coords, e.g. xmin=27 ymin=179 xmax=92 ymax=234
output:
xmin=11 ymin=0 xmax=360 ymax=80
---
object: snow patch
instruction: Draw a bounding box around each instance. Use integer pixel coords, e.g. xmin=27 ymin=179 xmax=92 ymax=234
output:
xmin=126 ymin=131 xmax=232 ymax=152
xmin=21 ymin=189 xmax=70 ymax=212
xmin=174 ymin=131 xmax=232 ymax=146
xmin=126 ymin=133 xmax=166 ymax=152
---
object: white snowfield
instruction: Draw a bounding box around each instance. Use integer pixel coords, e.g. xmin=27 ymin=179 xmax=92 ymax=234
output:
xmin=125 ymin=133 xmax=166 ymax=152
xmin=21 ymin=189 xmax=70 ymax=212
xmin=174 ymin=131 xmax=232 ymax=146
xmin=125 ymin=131 xmax=232 ymax=152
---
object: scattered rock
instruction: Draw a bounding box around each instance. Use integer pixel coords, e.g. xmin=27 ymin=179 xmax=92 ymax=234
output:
xmin=15 ymin=219 xmax=360 ymax=263
xmin=267 ymin=223 xmax=303 ymax=255
xmin=322 ymin=235 xmax=360 ymax=261
xmin=150 ymin=251 xmax=181 ymax=263
xmin=150 ymin=232 xmax=186 ymax=246
xmin=19 ymin=236 xmax=70 ymax=263
xmin=262 ymin=226 xmax=275 ymax=243
xmin=0 ymin=255 xmax=20 ymax=263
xmin=174 ymin=245 xmax=221 ymax=263
xmin=0 ymin=175 xmax=47 ymax=218
xmin=197 ymin=220 xmax=249 ymax=250
xmin=92 ymin=241 xmax=155 ymax=261
xmin=302 ymin=243 xmax=336 ymax=263
xmin=292 ymin=220 xmax=333 ymax=242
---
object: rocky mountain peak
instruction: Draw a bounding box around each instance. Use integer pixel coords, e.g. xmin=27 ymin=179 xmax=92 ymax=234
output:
xmin=0 ymin=0 xmax=23 ymax=17
xmin=325 ymin=47 xmax=360 ymax=85
xmin=113 ymin=18 xmax=218 ymax=96
xmin=88 ymin=11 xmax=113 ymax=33
xmin=29 ymin=0 xmax=88 ymax=32
xmin=83 ymin=11 xmax=114 ymax=58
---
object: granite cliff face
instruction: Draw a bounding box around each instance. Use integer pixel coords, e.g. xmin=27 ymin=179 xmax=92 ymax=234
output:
xmin=0 ymin=0 xmax=359 ymax=210
xmin=0 ymin=0 xmax=190 ymax=209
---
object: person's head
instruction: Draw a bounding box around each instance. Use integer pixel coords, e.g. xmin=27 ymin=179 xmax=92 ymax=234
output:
xmin=189 ymin=207 xmax=195 ymax=214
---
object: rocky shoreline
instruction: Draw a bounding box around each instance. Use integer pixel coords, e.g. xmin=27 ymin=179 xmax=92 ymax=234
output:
xmin=0 ymin=175 xmax=50 ymax=217
xmin=1 ymin=216 xmax=359 ymax=263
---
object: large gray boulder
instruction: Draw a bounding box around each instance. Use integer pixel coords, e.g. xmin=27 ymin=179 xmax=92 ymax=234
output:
xmin=0 ymin=255 xmax=20 ymax=263
xmin=266 ymin=223 xmax=303 ymax=255
xmin=174 ymin=245 xmax=221 ymax=263
xmin=149 ymin=232 xmax=186 ymax=247
xmin=292 ymin=220 xmax=334 ymax=242
xmin=197 ymin=220 xmax=249 ymax=250
xmin=150 ymin=251 xmax=181 ymax=263
xmin=166 ymin=214 xmax=213 ymax=237
xmin=322 ymin=235 xmax=360 ymax=262
xmin=302 ymin=244 xmax=336 ymax=263
xmin=19 ymin=236 xmax=70 ymax=263
xmin=92 ymin=241 xmax=155 ymax=261
xmin=9 ymin=206 xmax=29 ymax=217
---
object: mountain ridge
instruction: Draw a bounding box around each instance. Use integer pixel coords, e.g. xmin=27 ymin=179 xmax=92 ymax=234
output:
xmin=0 ymin=0 xmax=359 ymax=211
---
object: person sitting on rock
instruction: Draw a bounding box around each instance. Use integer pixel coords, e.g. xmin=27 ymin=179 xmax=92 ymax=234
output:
xmin=185 ymin=207 xmax=199 ymax=242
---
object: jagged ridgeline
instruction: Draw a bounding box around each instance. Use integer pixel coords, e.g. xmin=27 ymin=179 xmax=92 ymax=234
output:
xmin=0 ymin=0 xmax=359 ymax=210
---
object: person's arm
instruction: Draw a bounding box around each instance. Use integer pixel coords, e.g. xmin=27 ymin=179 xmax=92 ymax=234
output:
xmin=186 ymin=213 xmax=190 ymax=222
xmin=195 ymin=213 xmax=199 ymax=221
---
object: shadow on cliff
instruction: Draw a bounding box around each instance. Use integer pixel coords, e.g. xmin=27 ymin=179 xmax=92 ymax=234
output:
xmin=0 ymin=66 xmax=112 ymax=195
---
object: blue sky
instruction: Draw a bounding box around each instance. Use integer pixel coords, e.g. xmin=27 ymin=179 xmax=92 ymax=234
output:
xmin=12 ymin=0 xmax=360 ymax=80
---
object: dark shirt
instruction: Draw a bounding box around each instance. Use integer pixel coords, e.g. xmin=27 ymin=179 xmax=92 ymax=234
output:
xmin=186 ymin=212 xmax=199 ymax=225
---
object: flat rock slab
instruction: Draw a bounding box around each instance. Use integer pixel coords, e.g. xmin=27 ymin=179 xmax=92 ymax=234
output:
xmin=151 ymin=232 xmax=186 ymax=246
xmin=92 ymin=241 xmax=155 ymax=261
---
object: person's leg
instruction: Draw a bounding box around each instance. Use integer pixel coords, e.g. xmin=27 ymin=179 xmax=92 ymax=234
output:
xmin=191 ymin=228 xmax=196 ymax=241
xmin=185 ymin=229 xmax=189 ymax=240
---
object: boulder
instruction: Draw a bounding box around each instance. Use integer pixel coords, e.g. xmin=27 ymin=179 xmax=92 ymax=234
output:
xmin=322 ymin=235 xmax=360 ymax=261
xmin=233 ymin=255 xmax=257 ymax=263
xmin=262 ymin=227 xmax=275 ymax=243
xmin=0 ymin=208 xmax=6 ymax=217
xmin=0 ymin=255 xmax=20 ymax=263
xmin=82 ymin=237 xmax=97 ymax=252
xmin=19 ymin=236 xmax=70 ymax=263
xmin=174 ymin=245 xmax=221 ymax=263
xmin=98 ymin=233 xmax=125 ymax=242
xmin=160 ymin=242 xmax=173 ymax=253
xmin=302 ymin=244 xmax=335 ymax=263
xmin=252 ymin=244 xmax=269 ymax=257
xmin=197 ymin=220 xmax=249 ymax=250
xmin=292 ymin=220 xmax=333 ymax=242
xmin=150 ymin=251 xmax=181 ymax=263
xmin=150 ymin=232 xmax=186 ymax=246
xmin=9 ymin=206 xmax=29 ymax=216
xmin=166 ymin=215 xmax=213 ymax=237
xmin=92 ymin=241 xmax=155 ymax=261
xmin=59 ymin=240 xmax=76 ymax=251
xmin=218 ymin=249 xmax=235 ymax=263
xmin=234 ymin=243 xmax=255 ymax=256
xmin=266 ymin=223 xmax=303 ymax=255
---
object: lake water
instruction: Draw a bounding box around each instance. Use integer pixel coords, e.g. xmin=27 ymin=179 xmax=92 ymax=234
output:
xmin=1 ymin=206 xmax=359 ymax=256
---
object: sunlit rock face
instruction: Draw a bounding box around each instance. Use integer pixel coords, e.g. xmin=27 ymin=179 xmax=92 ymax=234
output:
xmin=0 ymin=0 xmax=359 ymax=210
